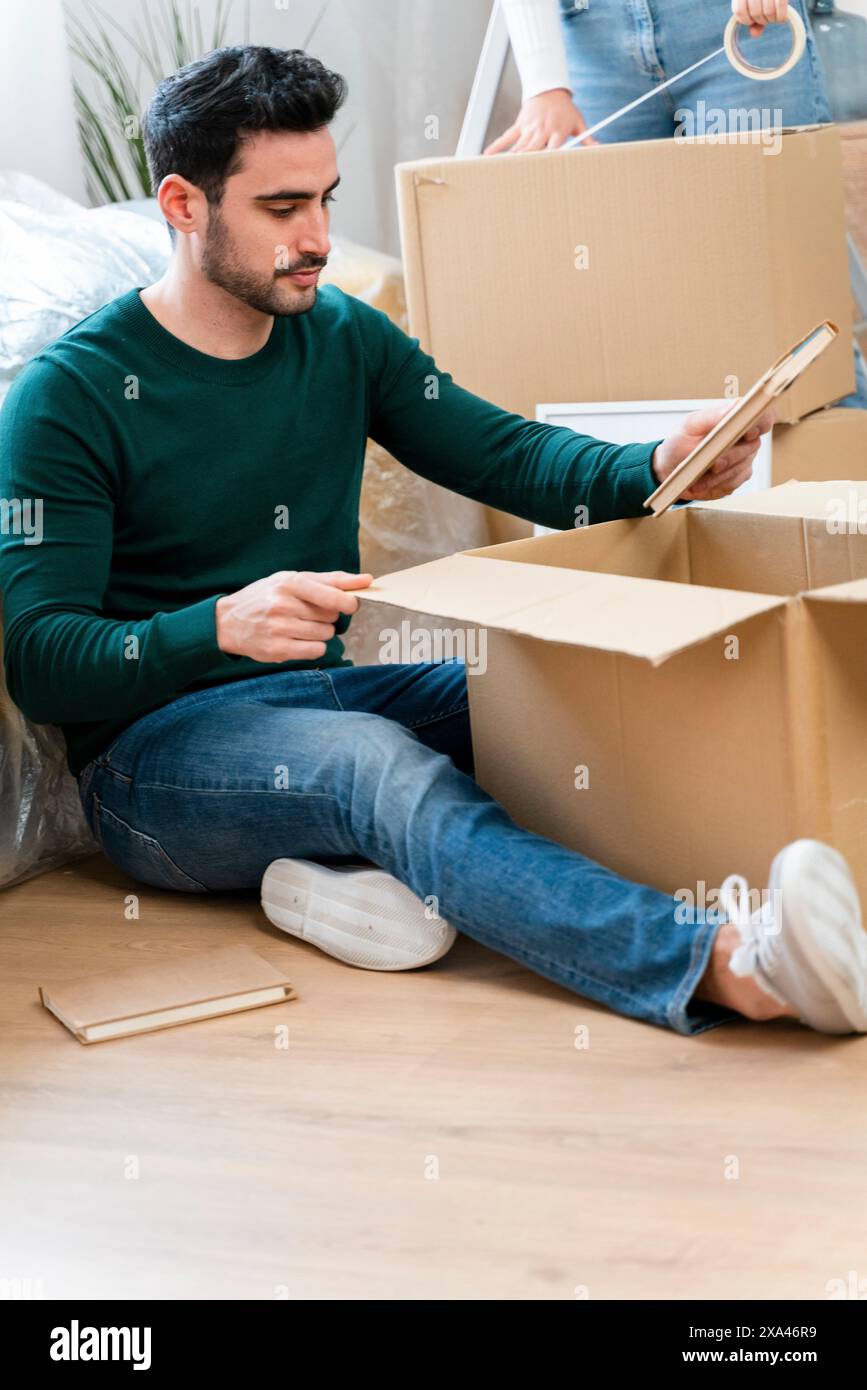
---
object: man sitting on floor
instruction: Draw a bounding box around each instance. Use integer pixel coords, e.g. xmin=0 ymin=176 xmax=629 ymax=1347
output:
xmin=1 ymin=46 xmax=864 ymax=1038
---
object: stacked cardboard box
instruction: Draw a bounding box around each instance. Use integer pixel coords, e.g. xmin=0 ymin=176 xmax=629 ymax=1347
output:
xmin=772 ymin=406 xmax=867 ymax=485
xmin=841 ymin=120 xmax=867 ymax=358
xmin=395 ymin=127 xmax=855 ymax=539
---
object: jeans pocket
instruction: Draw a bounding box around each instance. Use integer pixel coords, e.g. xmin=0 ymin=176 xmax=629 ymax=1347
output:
xmin=91 ymin=793 xmax=209 ymax=894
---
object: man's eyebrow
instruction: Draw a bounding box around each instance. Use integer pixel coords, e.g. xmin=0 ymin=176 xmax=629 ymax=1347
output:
xmin=254 ymin=174 xmax=341 ymax=202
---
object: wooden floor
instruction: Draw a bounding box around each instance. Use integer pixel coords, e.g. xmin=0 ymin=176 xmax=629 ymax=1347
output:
xmin=2 ymin=849 xmax=866 ymax=1301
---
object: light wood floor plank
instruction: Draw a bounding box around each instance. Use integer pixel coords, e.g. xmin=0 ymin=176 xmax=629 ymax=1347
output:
xmin=2 ymin=852 xmax=866 ymax=1300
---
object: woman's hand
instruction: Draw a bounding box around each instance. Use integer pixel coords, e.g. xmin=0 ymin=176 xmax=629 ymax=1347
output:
xmin=732 ymin=0 xmax=790 ymax=41
xmin=484 ymin=88 xmax=599 ymax=155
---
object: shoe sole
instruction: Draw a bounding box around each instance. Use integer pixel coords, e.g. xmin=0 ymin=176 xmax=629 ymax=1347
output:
xmin=260 ymin=858 xmax=457 ymax=971
xmin=777 ymin=839 xmax=867 ymax=1033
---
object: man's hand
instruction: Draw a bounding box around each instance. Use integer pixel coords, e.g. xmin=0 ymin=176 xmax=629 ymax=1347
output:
xmin=651 ymin=403 xmax=775 ymax=502
xmin=732 ymin=0 xmax=789 ymax=40
xmin=484 ymin=89 xmax=599 ymax=155
xmin=215 ymin=569 xmax=372 ymax=663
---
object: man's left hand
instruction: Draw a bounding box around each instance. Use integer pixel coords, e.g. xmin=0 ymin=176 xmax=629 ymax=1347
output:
xmin=651 ymin=402 xmax=775 ymax=502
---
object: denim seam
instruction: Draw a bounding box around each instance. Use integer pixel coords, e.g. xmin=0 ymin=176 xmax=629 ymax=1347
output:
xmin=320 ymin=669 xmax=346 ymax=711
xmin=404 ymin=698 xmax=469 ymax=732
xmin=321 ymin=670 xmax=467 ymax=731
xmin=442 ymin=909 xmax=673 ymax=1028
xmin=801 ymin=16 xmax=833 ymax=125
xmin=90 ymin=792 xmax=108 ymax=853
xmin=99 ymin=763 xmax=133 ymax=785
xmin=94 ymin=793 xmax=210 ymax=892
xmin=77 ymin=759 xmax=97 ymax=807
xmin=632 ymin=0 xmax=664 ymax=80
xmin=126 ymin=784 xmax=343 ymax=798
xmin=665 ymin=911 xmax=737 ymax=1034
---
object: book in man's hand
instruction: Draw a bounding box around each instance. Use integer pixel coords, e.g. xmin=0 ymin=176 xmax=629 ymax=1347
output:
xmin=39 ymin=943 xmax=297 ymax=1044
xmin=644 ymin=321 xmax=839 ymax=516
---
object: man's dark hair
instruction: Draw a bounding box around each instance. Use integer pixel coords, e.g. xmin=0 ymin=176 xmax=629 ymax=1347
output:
xmin=142 ymin=45 xmax=347 ymax=209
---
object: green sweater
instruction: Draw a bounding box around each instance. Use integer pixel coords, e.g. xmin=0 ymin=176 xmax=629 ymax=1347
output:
xmin=0 ymin=285 xmax=659 ymax=779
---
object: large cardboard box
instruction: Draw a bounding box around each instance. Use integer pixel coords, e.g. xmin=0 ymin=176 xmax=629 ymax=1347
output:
xmin=396 ymin=128 xmax=853 ymax=427
xmin=841 ymin=121 xmax=867 ymax=270
xmin=840 ymin=121 xmax=867 ymax=357
xmin=772 ymin=407 xmax=867 ymax=485
xmin=361 ymin=481 xmax=867 ymax=907
xmin=396 ymin=128 xmax=855 ymax=541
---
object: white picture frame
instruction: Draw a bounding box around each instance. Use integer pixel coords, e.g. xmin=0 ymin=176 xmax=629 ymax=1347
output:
xmin=533 ymin=398 xmax=773 ymax=535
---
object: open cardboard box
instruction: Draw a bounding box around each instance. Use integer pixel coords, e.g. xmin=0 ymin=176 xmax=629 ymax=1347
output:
xmin=361 ymin=481 xmax=867 ymax=905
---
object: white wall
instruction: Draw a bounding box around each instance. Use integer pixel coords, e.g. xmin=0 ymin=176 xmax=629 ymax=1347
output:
xmin=0 ymin=0 xmax=87 ymax=203
xmin=57 ymin=0 xmax=507 ymax=256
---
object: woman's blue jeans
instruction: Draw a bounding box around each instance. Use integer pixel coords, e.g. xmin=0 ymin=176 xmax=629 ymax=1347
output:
xmin=76 ymin=658 xmax=739 ymax=1037
xmin=557 ymin=0 xmax=867 ymax=408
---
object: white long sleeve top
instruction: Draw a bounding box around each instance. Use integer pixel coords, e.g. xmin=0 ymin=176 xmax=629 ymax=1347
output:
xmin=498 ymin=0 xmax=574 ymax=101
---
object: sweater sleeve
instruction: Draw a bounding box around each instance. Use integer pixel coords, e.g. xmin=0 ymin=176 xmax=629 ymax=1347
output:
xmin=499 ymin=0 xmax=572 ymax=102
xmin=0 ymin=358 xmax=226 ymax=727
xmin=353 ymin=298 xmax=661 ymax=530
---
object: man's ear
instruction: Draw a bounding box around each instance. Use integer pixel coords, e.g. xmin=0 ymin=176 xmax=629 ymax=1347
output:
xmin=156 ymin=174 xmax=205 ymax=238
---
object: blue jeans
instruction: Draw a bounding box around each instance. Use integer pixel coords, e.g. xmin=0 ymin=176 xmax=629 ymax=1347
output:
xmin=76 ymin=659 xmax=738 ymax=1037
xmin=558 ymin=0 xmax=867 ymax=408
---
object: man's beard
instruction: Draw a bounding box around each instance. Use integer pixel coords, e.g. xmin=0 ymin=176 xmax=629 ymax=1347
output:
xmin=200 ymin=204 xmax=324 ymax=316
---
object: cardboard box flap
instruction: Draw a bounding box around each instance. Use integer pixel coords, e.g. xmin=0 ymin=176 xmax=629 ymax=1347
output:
xmin=361 ymin=553 xmax=787 ymax=663
xmin=694 ymin=479 xmax=867 ymax=520
xmin=803 ymin=577 xmax=867 ymax=606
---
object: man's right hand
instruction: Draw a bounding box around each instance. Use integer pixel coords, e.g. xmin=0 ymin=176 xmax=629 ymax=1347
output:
xmin=215 ymin=569 xmax=373 ymax=663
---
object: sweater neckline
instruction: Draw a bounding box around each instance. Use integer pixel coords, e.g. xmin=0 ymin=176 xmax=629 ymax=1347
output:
xmin=115 ymin=288 xmax=286 ymax=384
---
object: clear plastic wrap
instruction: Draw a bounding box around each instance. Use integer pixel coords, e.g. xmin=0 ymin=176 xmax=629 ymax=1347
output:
xmin=0 ymin=170 xmax=171 ymax=397
xmin=0 ymin=666 xmax=98 ymax=890
xmin=0 ymin=173 xmax=170 ymax=888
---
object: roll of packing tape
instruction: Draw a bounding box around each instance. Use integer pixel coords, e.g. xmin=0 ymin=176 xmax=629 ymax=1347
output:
xmin=723 ymin=9 xmax=807 ymax=81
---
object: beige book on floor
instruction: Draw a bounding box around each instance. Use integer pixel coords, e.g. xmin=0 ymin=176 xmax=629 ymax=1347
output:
xmin=39 ymin=943 xmax=297 ymax=1045
xmin=644 ymin=321 xmax=839 ymax=516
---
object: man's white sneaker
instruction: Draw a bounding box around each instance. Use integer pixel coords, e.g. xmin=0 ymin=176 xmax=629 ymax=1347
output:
xmin=260 ymin=858 xmax=457 ymax=971
xmin=721 ymin=839 xmax=867 ymax=1034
